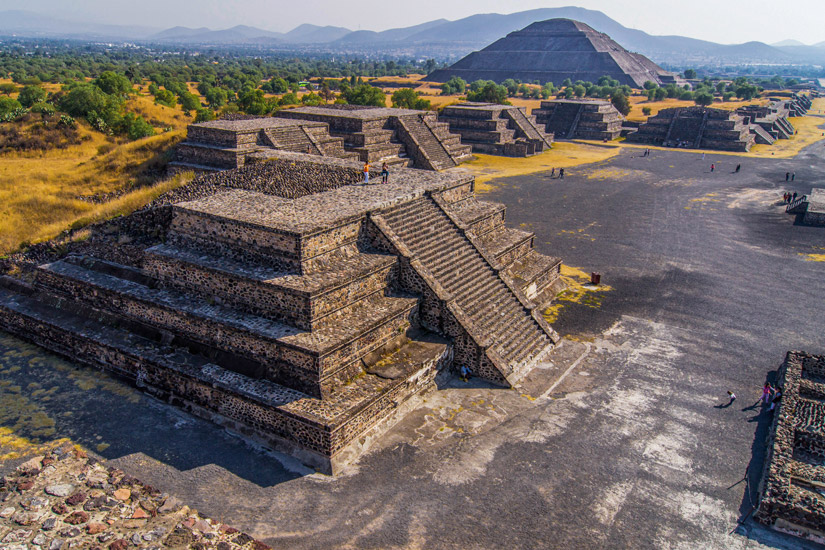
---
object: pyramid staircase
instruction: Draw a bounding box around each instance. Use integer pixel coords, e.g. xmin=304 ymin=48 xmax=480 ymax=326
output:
xmin=371 ymin=193 xmax=560 ymax=384
xmin=395 ymin=114 xmax=473 ymax=170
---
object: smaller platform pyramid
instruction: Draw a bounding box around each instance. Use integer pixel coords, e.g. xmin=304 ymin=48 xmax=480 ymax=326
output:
xmin=426 ymin=18 xmax=676 ymax=88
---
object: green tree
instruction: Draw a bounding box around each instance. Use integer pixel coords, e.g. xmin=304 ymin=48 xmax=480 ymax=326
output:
xmin=573 ymin=84 xmax=586 ymax=98
xmin=722 ymin=91 xmax=735 ymax=102
xmin=280 ymin=92 xmax=300 ymax=106
xmin=153 ymin=88 xmax=176 ymax=107
xmin=654 ymin=87 xmax=667 ymax=101
xmin=118 ymin=113 xmax=155 ymax=140
xmin=195 ymin=108 xmax=216 ymax=123
xmin=178 ymin=91 xmax=201 ymax=112
xmin=391 ymin=88 xmax=431 ymax=110
xmin=694 ymin=91 xmax=714 ymax=106
xmin=265 ymin=77 xmax=289 ymax=94
xmin=0 ymin=96 xmax=22 ymax=115
xmin=683 ymin=69 xmax=697 ymax=79
xmin=59 ymin=82 xmax=121 ymax=125
xmin=643 ymin=80 xmax=657 ymax=90
xmin=0 ymin=83 xmax=17 ymax=96
xmin=237 ymin=89 xmax=270 ymax=114
xmin=642 ymin=106 xmax=652 ymax=116
xmin=610 ymin=91 xmax=631 ymax=116
xmin=204 ymin=87 xmax=228 ymax=108
xmin=17 ymin=85 xmax=46 ymax=108
xmin=440 ymin=76 xmax=466 ymax=95
xmin=341 ymin=84 xmax=386 ymax=107
xmin=466 ymin=82 xmax=509 ymax=104
xmin=94 ymin=71 xmax=132 ymax=95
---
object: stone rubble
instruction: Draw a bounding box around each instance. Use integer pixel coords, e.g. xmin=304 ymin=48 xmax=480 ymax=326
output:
xmin=0 ymin=445 xmax=271 ymax=550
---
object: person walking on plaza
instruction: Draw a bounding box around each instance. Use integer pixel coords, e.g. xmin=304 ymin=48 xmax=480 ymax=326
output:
xmin=550 ymin=167 xmax=555 ymax=177
xmin=786 ymin=172 xmax=790 ymax=182
xmin=792 ymin=172 xmax=795 ymax=181
xmin=381 ymin=162 xmax=389 ymax=184
xmin=735 ymin=164 xmax=741 ymax=173
xmin=762 ymin=383 xmax=772 ymax=404
xmin=727 ymin=391 xmax=736 ymax=405
xmin=711 ymin=163 xmax=715 ymax=172
xmin=363 ymin=162 xmax=371 ymax=184
xmin=559 ymin=168 xmax=565 ymax=179
xmin=793 ymin=192 xmax=798 ymax=201
xmin=769 ymin=388 xmax=782 ymax=411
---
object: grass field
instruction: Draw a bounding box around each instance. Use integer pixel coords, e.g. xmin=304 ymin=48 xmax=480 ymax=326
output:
xmin=0 ymin=87 xmax=193 ymax=254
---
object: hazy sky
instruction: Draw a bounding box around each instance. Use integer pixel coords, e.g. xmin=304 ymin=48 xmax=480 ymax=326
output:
xmin=3 ymin=0 xmax=824 ymax=45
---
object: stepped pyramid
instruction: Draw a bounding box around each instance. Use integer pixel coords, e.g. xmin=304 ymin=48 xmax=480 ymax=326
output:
xmin=0 ymin=151 xmax=564 ymax=474
xmin=426 ymin=18 xmax=676 ymax=88
xmin=277 ymin=106 xmax=473 ymax=170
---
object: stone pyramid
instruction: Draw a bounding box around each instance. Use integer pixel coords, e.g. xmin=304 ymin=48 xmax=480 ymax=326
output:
xmin=426 ymin=18 xmax=675 ymax=88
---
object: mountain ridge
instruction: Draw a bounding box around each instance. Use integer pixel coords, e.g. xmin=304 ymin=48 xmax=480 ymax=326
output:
xmin=1 ymin=8 xmax=823 ymax=66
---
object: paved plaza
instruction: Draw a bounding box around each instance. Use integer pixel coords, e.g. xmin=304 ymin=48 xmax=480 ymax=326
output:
xmin=2 ymin=136 xmax=825 ymax=548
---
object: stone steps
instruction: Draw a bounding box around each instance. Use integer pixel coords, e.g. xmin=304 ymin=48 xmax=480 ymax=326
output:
xmin=478 ymin=227 xmax=534 ymax=268
xmin=446 ymin=198 xmax=507 ymax=238
xmin=504 ymin=249 xmax=563 ymax=302
xmin=376 ymin=196 xmax=555 ymax=381
xmin=144 ymin=243 xmax=397 ymax=330
xmin=24 ymin=255 xmax=419 ymax=399
xmin=0 ymin=284 xmax=448 ymax=474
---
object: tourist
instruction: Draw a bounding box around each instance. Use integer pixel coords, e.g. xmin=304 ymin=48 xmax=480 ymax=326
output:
xmin=735 ymin=164 xmax=741 ymax=173
xmin=711 ymin=164 xmax=715 ymax=172
xmin=550 ymin=167 xmax=555 ymax=177
xmin=363 ymin=162 xmax=371 ymax=184
xmin=793 ymin=192 xmax=798 ymax=201
xmin=381 ymin=162 xmax=389 ymax=184
xmin=559 ymin=168 xmax=565 ymax=179
xmin=786 ymin=172 xmax=790 ymax=182
xmin=792 ymin=172 xmax=796 ymax=181
xmin=769 ymin=388 xmax=782 ymax=411
xmin=762 ymin=383 xmax=772 ymax=404
xmin=727 ymin=391 xmax=736 ymax=404
xmin=701 ymin=152 xmax=705 ymax=160
xmin=459 ymin=365 xmax=471 ymax=382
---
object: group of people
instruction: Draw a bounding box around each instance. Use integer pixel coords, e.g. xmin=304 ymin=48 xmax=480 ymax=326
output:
xmin=549 ymin=167 xmax=565 ymax=179
xmin=785 ymin=172 xmax=796 ymax=182
xmin=783 ymin=191 xmax=799 ymax=203
xmin=726 ymin=383 xmax=783 ymax=411
xmin=761 ymin=383 xmax=783 ymax=411
xmin=363 ymin=162 xmax=390 ymax=184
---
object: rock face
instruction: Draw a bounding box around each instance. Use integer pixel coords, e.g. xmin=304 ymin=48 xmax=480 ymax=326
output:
xmin=756 ymin=352 xmax=825 ymax=545
xmin=0 ymin=444 xmax=271 ymax=549
xmin=625 ymin=106 xmax=754 ymax=151
xmin=426 ymin=18 xmax=677 ymax=87
xmin=0 ymin=151 xmax=564 ymax=474
xmin=438 ymin=103 xmax=554 ymax=156
xmin=277 ymin=105 xmax=473 ymax=170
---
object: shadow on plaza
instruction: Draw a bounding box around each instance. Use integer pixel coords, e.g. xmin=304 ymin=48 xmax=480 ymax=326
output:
xmin=0 ymin=334 xmax=303 ymax=487
xmin=730 ymin=367 xmax=807 ymax=549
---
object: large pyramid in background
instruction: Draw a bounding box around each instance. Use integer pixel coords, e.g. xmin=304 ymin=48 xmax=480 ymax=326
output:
xmin=426 ymin=19 xmax=677 ymax=88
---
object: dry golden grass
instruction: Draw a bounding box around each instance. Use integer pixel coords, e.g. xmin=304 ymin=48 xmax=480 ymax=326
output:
xmin=0 ymin=125 xmax=187 ymax=253
xmin=463 ymin=141 xmax=621 ymax=192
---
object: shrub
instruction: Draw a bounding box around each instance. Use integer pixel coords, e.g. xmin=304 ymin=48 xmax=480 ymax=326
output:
xmin=341 ymin=84 xmax=386 ymax=107
xmin=17 ymin=86 xmax=47 ymax=108
xmin=440 ymin=76 xmax=466 ymax=95
xmin=694 ymin=91 xmax=714 ymax=106
xmin=118 ymin=113 xmax=155 ymax=140
xmin=60 ymin=82 xmax=121 ymax=125
xmin=466 ymin=81 xmax=510 ymax=104
xmin=194 ymin=109 xmax=216 ymax=123
xmin=391 ymin=88 xmax=431 ymax=110
xmin=279 ymin=92 xmax=300 ymax=106
xmin=94 ymin=71 xmax=133 ymax=96
xmin=611 ymin=91 xmax=631 ymax=116
xmin=300 ymin=92 xmax=323 ymax=106
xmin=178 ymin=91 xmax=201 ymax=112
xmin=642 ymin=106 xmax=652 ymax=116
xmin=30 ymin=102 xmax=56 ymax=116
xmin=0 ymin=83 xmax=16 ymax=96
xmin=0 ymin=96 xmax=23 ymax=116
xmin=204 ymin=87 xmax=228 ymax=108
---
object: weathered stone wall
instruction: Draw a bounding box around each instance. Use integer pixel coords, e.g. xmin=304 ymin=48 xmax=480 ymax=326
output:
xmin=756 ymin=352 xmax=825 ymax=542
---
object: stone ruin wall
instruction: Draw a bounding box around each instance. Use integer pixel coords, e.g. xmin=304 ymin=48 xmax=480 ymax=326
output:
xmin=757 ymin=352 xmax=825 ymax=542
